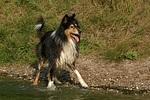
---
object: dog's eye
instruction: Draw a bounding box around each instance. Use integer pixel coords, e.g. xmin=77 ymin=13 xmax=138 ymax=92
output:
xmin=70 ymin=25 xmax=74 ymax=28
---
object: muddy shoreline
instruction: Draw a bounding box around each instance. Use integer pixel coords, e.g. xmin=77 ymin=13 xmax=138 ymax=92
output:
xmin=1 ymin=55 xmax=150 ymax=93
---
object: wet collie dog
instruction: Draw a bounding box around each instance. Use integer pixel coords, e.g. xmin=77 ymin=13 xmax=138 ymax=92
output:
xmin=33 ymin=14 xmax=88 ymax=88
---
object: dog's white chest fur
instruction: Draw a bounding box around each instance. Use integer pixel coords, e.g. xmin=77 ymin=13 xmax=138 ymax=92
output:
xmin=57 ymin=40 xmax=78 ymax=67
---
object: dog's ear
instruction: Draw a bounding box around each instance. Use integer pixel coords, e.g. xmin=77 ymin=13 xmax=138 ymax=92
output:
xmin=72 ymin=13 xmax=76 ymax=18
xmin=62 ymin=14 xmax=69 ymax=24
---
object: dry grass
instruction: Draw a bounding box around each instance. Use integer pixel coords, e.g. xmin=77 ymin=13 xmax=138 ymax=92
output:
xmin=0 ymin=0 xmax=150 ymax=64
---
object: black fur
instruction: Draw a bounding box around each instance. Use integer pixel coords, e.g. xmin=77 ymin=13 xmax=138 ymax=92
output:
xmin=33 ymin=14 xmax=88 ymax=88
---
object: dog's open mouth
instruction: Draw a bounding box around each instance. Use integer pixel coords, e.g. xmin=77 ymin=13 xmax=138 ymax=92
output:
xmin=71 ymin=33 xmax=80 ymax=42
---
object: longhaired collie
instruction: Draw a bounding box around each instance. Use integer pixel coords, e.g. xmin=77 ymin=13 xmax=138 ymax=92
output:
xmin=33 ymin=14 xmax=88 ymax=88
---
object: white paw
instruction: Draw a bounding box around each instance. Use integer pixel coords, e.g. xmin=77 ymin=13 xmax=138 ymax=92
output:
xmin=81 ymin=83 xmax=88 ymax=88
xmin=47 ymin=81 xmax=56 ymax=90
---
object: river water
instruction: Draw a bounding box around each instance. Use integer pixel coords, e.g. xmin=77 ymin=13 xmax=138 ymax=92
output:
xmin=0 ymin=76 xmax=150 ymax=100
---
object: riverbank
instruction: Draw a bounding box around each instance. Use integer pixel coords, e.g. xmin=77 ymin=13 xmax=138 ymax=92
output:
xmin=0 ymin=55 xmax=150 ymax=92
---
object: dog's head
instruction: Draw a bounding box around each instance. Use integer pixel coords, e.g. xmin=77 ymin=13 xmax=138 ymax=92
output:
xmin=62 ymin=14 xmax=81 ymax=43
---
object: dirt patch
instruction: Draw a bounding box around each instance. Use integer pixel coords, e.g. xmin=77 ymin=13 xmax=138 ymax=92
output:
xmin=1 ymin=54 xmax=150 ymax=92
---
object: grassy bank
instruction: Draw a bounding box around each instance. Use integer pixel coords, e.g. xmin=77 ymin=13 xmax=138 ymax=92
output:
xmin=0 ymin=0 xmax=150 ymax=65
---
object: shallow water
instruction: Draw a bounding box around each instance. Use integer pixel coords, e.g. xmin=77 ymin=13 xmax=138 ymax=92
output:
xmin=0 ymin=76 xmax=150 ymax=100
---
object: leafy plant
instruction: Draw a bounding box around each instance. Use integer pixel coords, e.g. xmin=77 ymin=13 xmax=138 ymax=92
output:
xmin=120 ymin=51 xmax=138 ymax=60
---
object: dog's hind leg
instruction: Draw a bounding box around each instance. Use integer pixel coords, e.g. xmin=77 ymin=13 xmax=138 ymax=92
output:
xmin=68 ymin=64 xmax=88 ymax=88
xmin=33 ymin=43 xmax=44 ymax=85
xmin=54 ymin=76 xmax=61 ymax=84
xmin=33 ymin=59 xmax=44 ymax=85
xmin=54 ymin=70 xmax=61 ymax=84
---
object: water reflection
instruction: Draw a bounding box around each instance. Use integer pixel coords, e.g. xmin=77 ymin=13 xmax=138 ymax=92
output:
xmin=0 ymin=76 xmax=150 ymax=100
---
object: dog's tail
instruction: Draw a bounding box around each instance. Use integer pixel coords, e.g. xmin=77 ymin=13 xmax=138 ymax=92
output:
xmin=35 ymin=16 xmax=45 ymax=38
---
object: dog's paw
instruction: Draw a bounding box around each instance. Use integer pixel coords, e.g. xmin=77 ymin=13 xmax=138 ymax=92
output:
xmin=47 ymin=81 xmax=56 ymax=90
xmin=32 ymin=82 xmax=38 ymax=85
xmin=81 ymin=83 xmax=88 ymax=89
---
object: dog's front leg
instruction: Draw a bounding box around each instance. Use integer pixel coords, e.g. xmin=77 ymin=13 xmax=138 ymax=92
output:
xmin=73 ymin=68 xmax=88 ymax=88
xmin=47 ymin=72 xmax=55 ymax=88
xmin=68 ymin=64 xmax=88 ymax=88
xmin=47 ymin=66 xmax=56 ymax=90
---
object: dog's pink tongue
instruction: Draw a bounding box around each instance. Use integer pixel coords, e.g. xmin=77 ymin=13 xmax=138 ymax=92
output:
xmin=71 ymin=34 xmax=79 ymax=42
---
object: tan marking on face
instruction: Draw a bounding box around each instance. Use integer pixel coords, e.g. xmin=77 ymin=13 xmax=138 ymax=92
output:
xmin=65 ymin=24 xmax=78 ymax=41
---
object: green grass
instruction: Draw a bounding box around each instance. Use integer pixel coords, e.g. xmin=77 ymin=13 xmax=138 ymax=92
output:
xmin=0 ymin=0 xmax=150 ymax=65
